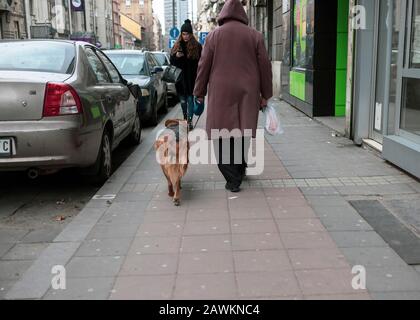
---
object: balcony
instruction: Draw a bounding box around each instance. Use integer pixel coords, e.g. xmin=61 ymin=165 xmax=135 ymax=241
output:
xmin=0 ymin=0 xmax=13 ymax=12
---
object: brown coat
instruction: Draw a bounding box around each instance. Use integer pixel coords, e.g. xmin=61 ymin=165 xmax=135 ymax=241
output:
xmin=193 ymin=0 xmax=273 ymax=139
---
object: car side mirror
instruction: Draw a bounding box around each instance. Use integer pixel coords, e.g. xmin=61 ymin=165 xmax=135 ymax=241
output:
xmin=127 ymin=83 xmax=141 ymax=99
xmin=121 ymin=78 xmax=128 ymax=85
xmin=151 ymin=66 xmax=164 ymax=74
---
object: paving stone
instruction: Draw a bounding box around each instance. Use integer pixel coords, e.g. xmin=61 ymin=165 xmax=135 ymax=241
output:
xmin=65 ymin=256 xmax=123 ymax=278
xmin=114 ymin=192 xmax=153 ymax=203
xmin=369 ymin=291 xmax=420 ymax=300
xmin=0 ymin=243 xmax=14 ymax=258
xmin=295 ymin=268 xmax=360 ymax=295
xmin=178 ymin=252 xmax=233 ymax=274
xmin=75 ymin=238 xmax=133 ymax=257
xmin=129 ymin=236 xmax=181 ymax=255
xmin=186 ymin=209 xmax=230 ymax=221
xmin=174 ymin=273 xmax=236 ymax=300
xmin=306 ymin=196 xmax=349 ymax=207
xmin=119 ymin=254 xmax=178 ymax=276
xmin=2 ymin=243 xmax=48 ymax=261
xmin=231 ymin=233 xmax=283 ymax=251
xmin=231 ymin=219 xmax=278 ymax=234
xmin=236 ymin=271 xmax=301 ymax=298
xmin=271 ymin=206 xmax=317 ymax=219
xmin=280 ymin=232 xmax=337 ymax=249
xmin=21 ymin=227 xmax=65 ymax=243
xmin=181 ymin=235 xmax=231 ymax=253
xmin=233 ymin=250 xmax=292 ymax=272
xmin=0 ymin=229 xmax=29 ymax=244
xmin=288 ymin=248 xmax=349 ymax=270
xmin=44 ymin=277 xmax=115 ymax=300
xmin=0 ymin=280 xmax=14 ymax=300
xmin=183 ymin=220 xmax=230 ymax=236
xmin=276 ymin=219 xmax=325 ymax=233
xmin=229 ymin=207 xmax=272 ymax=220
xmin=111 ymin=275 xmax=175 ymax=300
xmin=87 ymin=223 xmax=139 ymax=239
xmin=329 ymin=231 xmax=388 ymax=248
xmin=364 ymin=267 xmax=420 ymax=292
xmin=299 ymin=187 xmax=340 ymax=196
xmin=341 ymin=247 xmax=408 ymax=268
xmin=0 ymin=260 xmax=32 ymax=280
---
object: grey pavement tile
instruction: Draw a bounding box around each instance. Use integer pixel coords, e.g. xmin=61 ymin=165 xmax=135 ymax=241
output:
xmin=97 ymin=210 xmax=144 ymax=225
xmin=271 ymin=206 xmax=317 ymax=220
xmin=304 ymin=293 xmax=371 ymax=300
xmin=0 ymin=229 xmax=29 ymax=244
xmin=65 ymin=256 xmax=124 ymax=278
xmin=2 ymin=243 xmax=49 ymax=261
xmin=5 ymin=242 xmax=81 ymax=300
xmin=21 ymin=226 xmax=65 ymax=244
xmin=408 ymin=182 xmax=420 ymax=193
xmin=280 ymin=232 xmax=337 ymax=249
xmin=119 ymin=254 xmax=178 ymax=276
xmin=300 ymin=187 xmax=340 ymax=196
xmin=289 ymin=171 xmax=325 ymax=179
xmin=295 ymin=268 xmax=360 ymax=295
xmin=0 ymin=280 xmax=14 ymax=299
xmin=136 ymin=221 xmax=184 ymax=237
xmin=107 ymin=201 xmax=149 ymax=214
xmin=288 ymin=248 xmax=349 ymax=270
xmin=75 ymin=238 xmax=133 ymax=257
xmin=329 ymin=231 xmax=389 ymax=248
xmin=183 ymin=220 xmax=230 ymax=236
xmin=305 ymin=196 xmax=349 ymax=207
xmin=364 ymin=267 xmax=420 ymax=292
xmin=0 ymin=260 xmax=33 ymax=281
xmin=369 ymin=291 xmax=420 ymax=300
xmin=276 ymin=219 xmax=325 ymax=233
xmin=114 ymin=192 xmax=154 ymax=203
xmin=128 ymin=236 xmax=181 ymax=255
xmin=181 ymin=235 xmax=231 ymax=253
xmin=236 ymin=271 xmax=301 ymax=298
xmin=111 ymin=275 xmax=175 ymax=300
xmin=43 ymin=277 xmax=115 ymax=300
xmin=87 ymin=223 xmax=140 ymax=240
xmin=319 ymin=215 xmax=373 ymax=232
xmin=231 ymin=233 xmax=283 ymax=251
xmin=142 ymin=211 xmax=186 ymax=223
xmin=174 ymin=273 xmax=237 ymax=300
xmin=341 ymin=247 xmax=408 ymax=268
xmin=229 ymin=207 xmax=272 ymax=220
xmin=230 ymin=219 xmax=278 ymax=235
xmin=178 ymin=252 xmax=234 ymax=274
xmin=186 ymin=208 xmax=230 ymax=221
xmin=233 ymin=250 xmax=292 ymax=272
xmin=0 ymin=243 xmax=14 ymax=258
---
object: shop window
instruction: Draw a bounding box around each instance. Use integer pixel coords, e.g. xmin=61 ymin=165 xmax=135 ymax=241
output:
xmin=410 ymin=0 xmax=420 ymax=68
xmin=292 ymin=0 xmax=307 ymax=68
xmin=400 ymin=78 xmax=420 ymax=136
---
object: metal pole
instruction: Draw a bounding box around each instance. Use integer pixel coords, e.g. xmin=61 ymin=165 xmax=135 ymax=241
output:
xmin=83 ymin=0 xmax=87 ymax=32
xmin=24 ymin=0 xmax=31 ymax=39
xmin=68 ymin=0 xmax=73 ymax=35
xmin=172 ymin=0 xmax=176 ymax=28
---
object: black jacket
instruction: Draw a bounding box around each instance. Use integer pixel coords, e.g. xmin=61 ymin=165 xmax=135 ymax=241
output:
xmin=170 ymin=41 xmax=202 ymax=96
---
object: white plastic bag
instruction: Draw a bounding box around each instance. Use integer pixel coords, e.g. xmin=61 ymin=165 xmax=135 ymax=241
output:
xmin=263 ymin=100 xmax=284 ymax=136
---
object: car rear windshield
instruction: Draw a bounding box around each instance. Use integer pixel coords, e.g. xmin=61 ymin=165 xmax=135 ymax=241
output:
xmin=0 ymin=42 xmax=75 ymax=74
xmin=106 ymin=54 xmax=146 ymax=76
xmin=153 ymin=53 xmax=169 ymax=66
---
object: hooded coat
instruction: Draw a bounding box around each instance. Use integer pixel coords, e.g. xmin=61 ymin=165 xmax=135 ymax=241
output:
xmin=193 ymin=0 xmax=273 ymax=139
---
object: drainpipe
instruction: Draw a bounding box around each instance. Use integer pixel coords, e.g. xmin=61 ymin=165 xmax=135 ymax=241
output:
xmin=24 ymin=0 xmax=31 ymax=39
xmin=68 ymin=0 xmax=73 ymax=35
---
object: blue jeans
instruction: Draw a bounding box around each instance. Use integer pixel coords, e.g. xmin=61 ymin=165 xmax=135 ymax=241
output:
xmin=179 ymin=95 xmax=194 ymax=122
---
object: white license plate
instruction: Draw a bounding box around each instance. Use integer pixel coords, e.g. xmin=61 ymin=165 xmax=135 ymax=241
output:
xmin=0 ymin=139 xmax=12 ymax=156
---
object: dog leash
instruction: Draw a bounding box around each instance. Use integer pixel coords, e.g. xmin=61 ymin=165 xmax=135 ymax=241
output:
xmin=193 ymin=115 xmax=202 ymax=130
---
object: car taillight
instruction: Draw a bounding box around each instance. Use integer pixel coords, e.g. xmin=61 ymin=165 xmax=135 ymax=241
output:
xmin=43 ymin=82 xmax=83 ymax=117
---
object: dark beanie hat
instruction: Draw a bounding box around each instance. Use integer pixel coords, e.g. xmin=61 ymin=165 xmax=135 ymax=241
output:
xmin=181 ymin=19 xmax=193 ymax=33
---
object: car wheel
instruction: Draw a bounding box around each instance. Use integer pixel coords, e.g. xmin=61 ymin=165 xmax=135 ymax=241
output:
xmin=149 ymin=95 xmax=158 ymax=126
xmin=127 ymin=110 xmax=142 ymax=145
xmin=90 ymin=130 xmax=112 ymax=185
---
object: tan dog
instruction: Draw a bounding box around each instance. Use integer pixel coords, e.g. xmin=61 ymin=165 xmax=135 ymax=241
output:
xmin=154 ymin=119 xmax=189 ymax=206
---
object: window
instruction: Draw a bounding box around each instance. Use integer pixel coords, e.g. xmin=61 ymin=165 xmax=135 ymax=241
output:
xmin=153 ymin=53 xmax=169 ymax=66
xmin=292 ymin=0 xmax=307 ymax=68
xmin=126 ymin=0 xmax=131 ymax=6
xmin=96 ymin=51 xmax=121 ymax=83
xmin=400 ymin=78 xmax=420 ymax=136
xmin=139 ymin=0 xmax=144 ymax=5
xmin=410 ymin=0 xmax=420 ymax=68
xmin=14 ymin=21 xmax=20 ymax=39
xmin=106 ymin=53 xmax=146 ymax=75
xmin=85 ymin=48 xmax=111 ymax=83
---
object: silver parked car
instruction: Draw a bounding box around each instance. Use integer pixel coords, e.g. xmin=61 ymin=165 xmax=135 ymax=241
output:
xmin=0 ymin=40 xmax=142 ymax=183
xmin=151 ymin=51 xmax=177 ymax=99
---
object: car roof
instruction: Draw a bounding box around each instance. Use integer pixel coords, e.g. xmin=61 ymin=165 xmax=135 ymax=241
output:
xmin=103 ymin=49 xmax=145 ymax=55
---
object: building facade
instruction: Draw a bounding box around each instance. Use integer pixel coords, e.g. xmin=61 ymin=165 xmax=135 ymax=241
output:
xmin=152 ymin=13 xmax=163 ymax=50
xmin=0 ymin=0 xmax=27 ymax=39
xmin=164 ymin=0 xmax=189 ymax=34
xmin=246 ymin=0 xmax=420 ymax=179
xmin=113 ymin=0 xmax=122 ymax=48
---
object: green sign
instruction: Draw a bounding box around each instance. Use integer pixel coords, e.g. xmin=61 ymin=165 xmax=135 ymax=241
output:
xmin=293 ymin=0 xmax=307 ymax=68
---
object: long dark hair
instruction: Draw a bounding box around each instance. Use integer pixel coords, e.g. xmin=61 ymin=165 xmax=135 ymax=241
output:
xmin=171 ymin=34 xmax=201 ymax=60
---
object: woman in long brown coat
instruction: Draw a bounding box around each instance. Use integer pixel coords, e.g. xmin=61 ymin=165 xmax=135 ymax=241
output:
xmin=194 ymin=0 xmax=273 ymax=192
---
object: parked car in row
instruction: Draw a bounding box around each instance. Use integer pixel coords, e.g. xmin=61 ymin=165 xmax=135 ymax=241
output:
xmin=0 ymin=40 xmax=142 ymax=184
xmin=151 ymin=51 xmax=178 ymax=103
xmin=103 ymin=50 xmax=168 ymax=125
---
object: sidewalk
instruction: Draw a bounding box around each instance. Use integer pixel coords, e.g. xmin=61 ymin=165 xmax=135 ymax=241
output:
xmin=5 ymin=100 xmax=420 ymax=300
